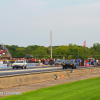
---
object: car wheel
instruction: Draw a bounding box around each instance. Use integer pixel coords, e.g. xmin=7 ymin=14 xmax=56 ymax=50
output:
xmin=24 ymin=66 xmax=26 ymax=69
xmin=21 ymin=66 xmax=23 ymax=69
xmin=63 ymin=66 xmax=64 ymax=69
xmin=16 ymin=67 xmax=18 ymax=69
xmin=74 ymin=66 xmax=76 ymax=69
xmin=13 ymin=67 xmax=14 ymax=69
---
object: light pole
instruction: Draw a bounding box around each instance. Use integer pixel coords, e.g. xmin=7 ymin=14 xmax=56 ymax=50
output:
xmin=50 ymin=31 xmax=52 ymax=59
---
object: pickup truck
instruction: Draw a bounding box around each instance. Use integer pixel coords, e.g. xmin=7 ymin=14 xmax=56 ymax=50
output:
xmin=12 ymin=60 xmax=27 ymax=69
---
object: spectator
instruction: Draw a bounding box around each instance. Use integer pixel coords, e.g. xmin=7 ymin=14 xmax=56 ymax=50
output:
xmin=0 ymin=44 xmax=1 ymax=49
xmin=3 ymin=47 xmax=5 ymax=51
xmin=3 ymin=52 xmax=5 ymax=55
xmin=97 ymin=59 xmax=98 ymax=65
xmin=82 ymin=59 xmax=84 ymax=66
xmin=31 ymin=58 xmax=34 ymax=63
xmin=95 ymin=59 xmax=96 ymax=65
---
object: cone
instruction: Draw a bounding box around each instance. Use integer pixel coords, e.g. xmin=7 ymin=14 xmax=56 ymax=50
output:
xmin=61 ymin=75 xmax=64 ymax=79
xmin=59 ymin=65 xmax=60 ymax=68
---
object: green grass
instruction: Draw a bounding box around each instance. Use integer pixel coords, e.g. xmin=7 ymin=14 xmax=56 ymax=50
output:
xmin=1 ymin=77 xmax=100 ymax=100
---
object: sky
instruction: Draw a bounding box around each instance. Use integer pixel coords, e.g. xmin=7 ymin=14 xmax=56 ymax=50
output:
xmin=0 ymin=0 xmax=100 ymax=48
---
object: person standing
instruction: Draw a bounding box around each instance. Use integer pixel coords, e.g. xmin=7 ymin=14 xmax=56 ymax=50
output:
xmin=95 ymin=59 xmax=96 ymax=66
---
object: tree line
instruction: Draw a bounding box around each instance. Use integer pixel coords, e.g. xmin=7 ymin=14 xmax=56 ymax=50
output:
xmin=5 ymin=43 xmax=100 ymax=60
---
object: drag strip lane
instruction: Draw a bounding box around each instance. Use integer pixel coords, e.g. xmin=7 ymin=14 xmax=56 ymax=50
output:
xmin=0 ymin=67 xmax=61 ymax=73
xmin=0 ymin=66 xmax=57 ymax=71
xmin=0 ymin=66 xmax=62 ymax=76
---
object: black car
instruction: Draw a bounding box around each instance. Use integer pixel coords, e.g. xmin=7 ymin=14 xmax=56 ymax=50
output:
xmin=63 ymin=60 xmax=76 ymax=69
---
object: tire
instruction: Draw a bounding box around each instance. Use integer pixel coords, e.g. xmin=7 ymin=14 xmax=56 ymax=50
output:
xmin=24 ymin=66 xmax=26 ymax=69
xmin=72 ymin=65 xmax=74 ymax=69
xmin=21 ymin=66 xmax=23 ymax=69
xmin=74 ymin=66 xmax=76 ymax=69
xmin=16 ymin=67 xmax=18 ymax=69
xmin=13 ymin=67 xmax=14 ymax=69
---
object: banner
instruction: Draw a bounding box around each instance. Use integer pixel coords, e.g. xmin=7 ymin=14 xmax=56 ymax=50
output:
xmin=0 ymin=64 xmax=7 ymax=68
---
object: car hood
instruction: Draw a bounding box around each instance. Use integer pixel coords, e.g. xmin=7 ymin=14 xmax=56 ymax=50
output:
xmin=12 ymin=63 xmax=26 ymax=65
xmin=64 ymin=62 xmax=73 ymax=64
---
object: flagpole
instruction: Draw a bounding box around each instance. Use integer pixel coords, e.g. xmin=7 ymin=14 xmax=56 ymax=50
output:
xmin=84 ymin=40 xmax=86 ymax=60
xmin=84 ymin=46 xmax=85 ymax=60
xmin=83 ymin=40 xmax=86 ymax=66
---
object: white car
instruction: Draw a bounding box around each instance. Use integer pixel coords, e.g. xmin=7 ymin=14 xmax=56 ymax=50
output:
xmin=12 ymin=60 xmax=27 ymax=69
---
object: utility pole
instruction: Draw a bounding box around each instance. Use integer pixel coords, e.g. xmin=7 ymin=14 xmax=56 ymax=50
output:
xmin=50 ymin=31 xmax=52 ymax=59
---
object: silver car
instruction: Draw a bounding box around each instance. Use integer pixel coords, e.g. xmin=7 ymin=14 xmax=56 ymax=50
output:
xmin=55 ymin=60 xmax=64 ymax=66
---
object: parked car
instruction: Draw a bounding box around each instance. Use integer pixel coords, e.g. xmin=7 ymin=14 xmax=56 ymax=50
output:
xmin=12 ymin=60 xmax=27 ymax=69
xmin=63 ymin=60 xmax=76 ymax=69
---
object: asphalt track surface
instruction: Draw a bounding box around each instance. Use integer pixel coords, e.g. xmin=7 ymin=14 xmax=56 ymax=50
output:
xmin=0 ymin=65 xmax=97 ymax=77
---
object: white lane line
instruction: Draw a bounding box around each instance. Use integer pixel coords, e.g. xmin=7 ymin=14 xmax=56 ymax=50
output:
xmin=0 ymin=67 xmax=61 ymax=73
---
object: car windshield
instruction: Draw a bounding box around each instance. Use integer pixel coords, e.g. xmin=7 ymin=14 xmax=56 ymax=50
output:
xmin=65 ymin=60 xmax=73 ymax=63
xmin=15 ymin=61 xmax=24 ymax=63
xmin=56 ymin=60 xmax=62 ymax=62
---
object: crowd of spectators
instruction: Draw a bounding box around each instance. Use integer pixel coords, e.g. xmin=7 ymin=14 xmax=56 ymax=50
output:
xmin=9 ymin=57 xmax=55 ymax=65
xmin=0 ymin=44 xmax=9 ymax=59
xmin=9 ymin=57 xmax=99 ymax=65
xmin=1 ymin=53 xmax=100 ymax=66
xmin=74 ymin=58 xmax=99 ymax=66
